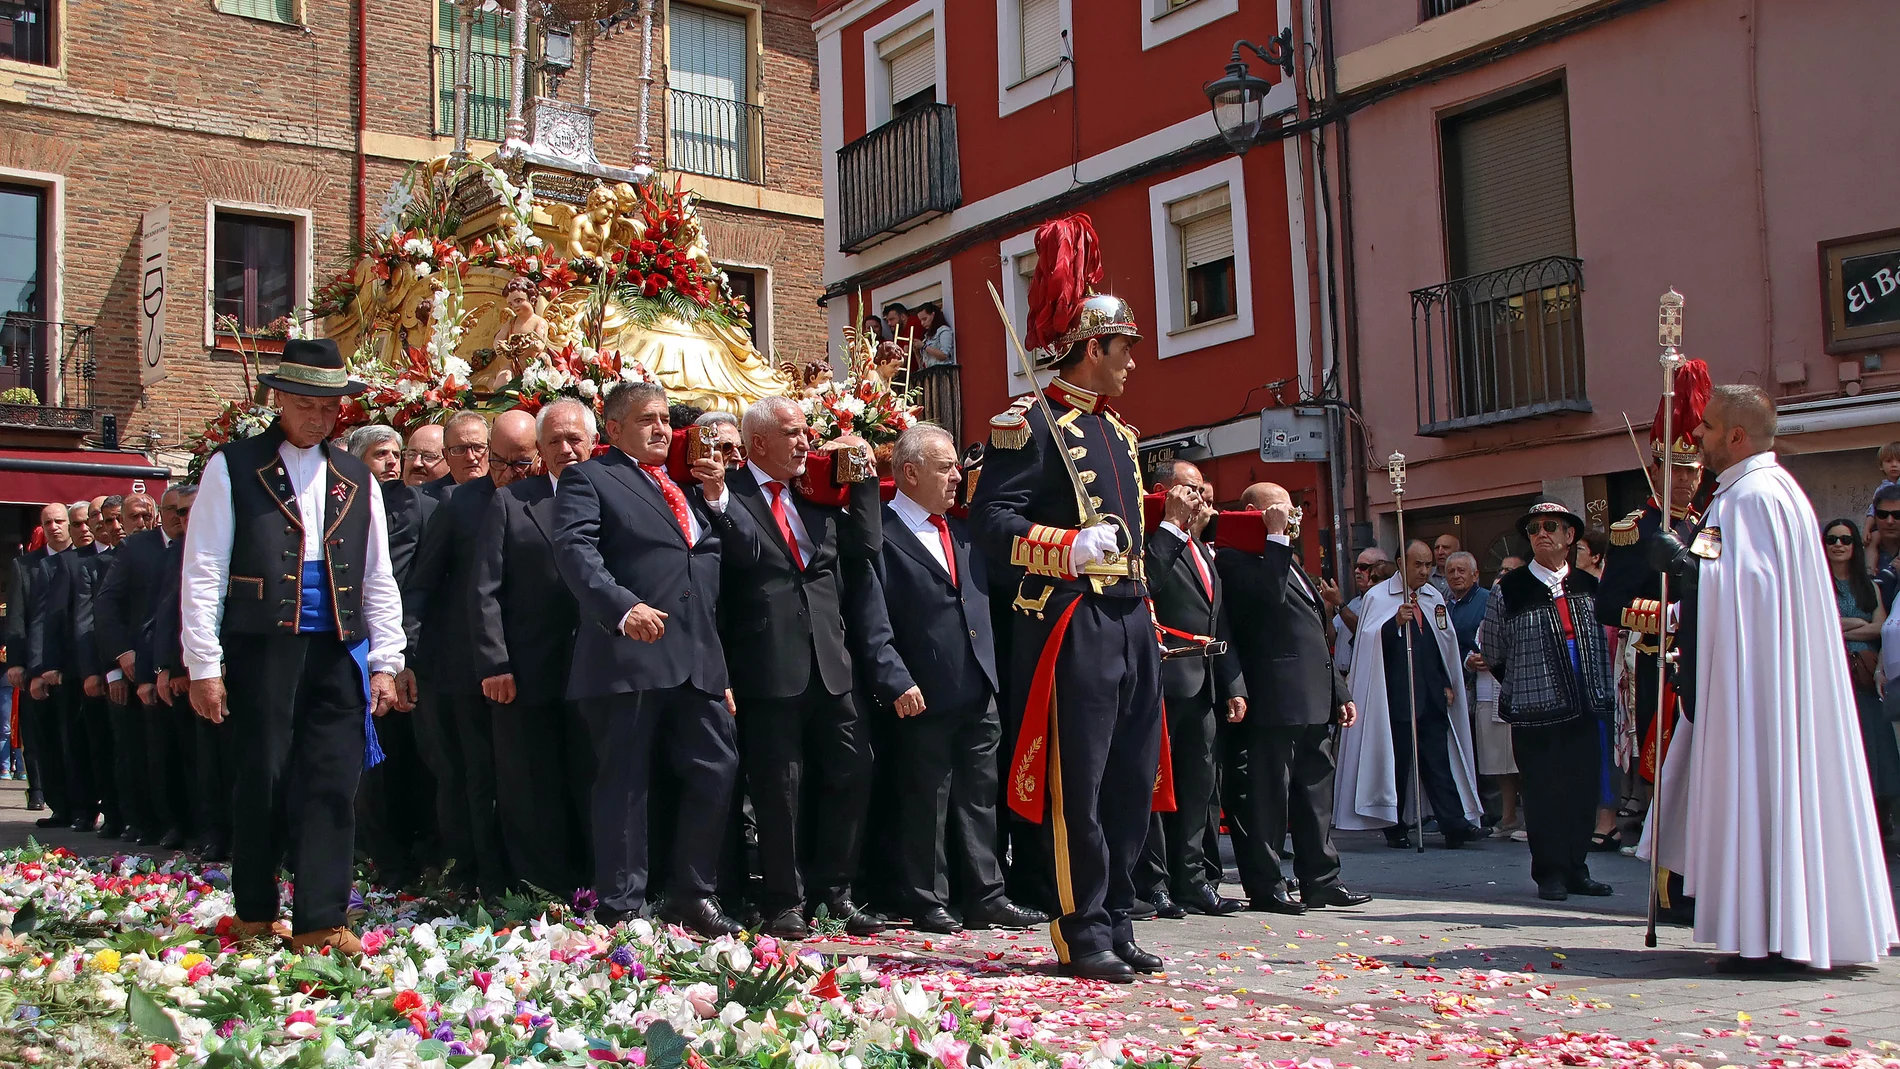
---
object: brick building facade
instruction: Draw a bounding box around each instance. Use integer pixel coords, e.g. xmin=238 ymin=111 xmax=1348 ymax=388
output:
xmin=0 ymin=0 xmax=825 ymax=469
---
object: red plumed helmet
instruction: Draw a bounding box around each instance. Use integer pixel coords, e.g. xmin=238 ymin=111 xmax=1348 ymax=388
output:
xmin=1650 ymin=358 xmax=1712 ymax=464
xmin=1025 ymin=214 xmax=1104 ymax=353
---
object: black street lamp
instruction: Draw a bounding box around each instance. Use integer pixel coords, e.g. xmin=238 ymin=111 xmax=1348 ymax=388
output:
xmin=1203 ymin=29 xmax=1294 ymax=156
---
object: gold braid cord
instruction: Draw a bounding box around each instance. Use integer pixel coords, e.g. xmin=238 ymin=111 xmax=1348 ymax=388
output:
xmin=1011 ymin=524 xmax=1078 ymax=578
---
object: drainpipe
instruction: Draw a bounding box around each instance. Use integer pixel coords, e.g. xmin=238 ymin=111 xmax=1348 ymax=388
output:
xmin=1319 ymin=0 xmax=1369 ymax=546
xmin=1288 ymin=0 xmax=1340 ymax=573
xmin=355 ymin=0 xmax=369 ymax=242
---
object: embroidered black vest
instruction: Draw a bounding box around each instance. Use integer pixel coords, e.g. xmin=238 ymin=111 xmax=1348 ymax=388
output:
xmin=219 ymin=423 xmax=373 ymax=641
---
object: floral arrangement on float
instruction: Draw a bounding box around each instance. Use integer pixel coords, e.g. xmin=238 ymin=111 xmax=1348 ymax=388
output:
xmin=797 ymin=314 xmax=922 ymax=452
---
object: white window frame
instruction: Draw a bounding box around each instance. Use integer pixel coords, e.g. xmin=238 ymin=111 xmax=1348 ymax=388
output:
xmin=0 ymin=166 xmax=66 ymax=401
xmin=202 ymin=201 xmax=313 ymax=349
xmin=862 ymin=0 xmax=945 ymax=131
xmin=995 ymin=0 xmax=1073 ymax=118
xmin=867 ymin=260 xmax=954 ymax=374
xmin=1142 ymin=0 xmax=1238 ymax=52
xmin=716 ymin=260 xmax=773 ymax=357
xmin=1148 ymin=156 xmax=1252 ymax=359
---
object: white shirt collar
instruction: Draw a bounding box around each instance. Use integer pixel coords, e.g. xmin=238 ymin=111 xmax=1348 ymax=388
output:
xmin=890 ymin=490 xmax=939 ymax=530
xmin=1528 ymin=558 xmax=1569 ymax=592
xmin=159 ymin=528 xmax=171 ymax=548
xmin=748 ymin=458 xmax=795 ymax=493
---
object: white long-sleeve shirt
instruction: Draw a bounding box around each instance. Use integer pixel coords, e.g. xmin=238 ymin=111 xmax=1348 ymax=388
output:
xmin=181 ymin=440 xmax=406 ymax=679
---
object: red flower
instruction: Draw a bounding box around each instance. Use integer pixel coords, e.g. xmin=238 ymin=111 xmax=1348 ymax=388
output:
xmin=392 ymin=990 xmax=423 ymax=1014
xmin=809 ymin=967 xmax=843 ymax=1001
xmin=149 ymin=1043 xmax=177 ymax=1069
xmin=642 ymin=277 xmax=663 ymax=298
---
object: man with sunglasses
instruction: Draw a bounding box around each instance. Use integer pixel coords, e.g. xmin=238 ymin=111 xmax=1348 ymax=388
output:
xmin=1868 ymin=484 xmax=1900 ymax=591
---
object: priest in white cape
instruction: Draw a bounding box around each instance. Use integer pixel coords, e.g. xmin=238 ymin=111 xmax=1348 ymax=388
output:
xmin=1338 ymin=540 xmax=1485 ymax=843
xmin=1642 ymin=384 xmax=1897 ymax=971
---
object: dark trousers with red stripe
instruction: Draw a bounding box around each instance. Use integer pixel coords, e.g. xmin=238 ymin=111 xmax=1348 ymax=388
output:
xmin=1010 ymin=595 xmax=1162 ymax=961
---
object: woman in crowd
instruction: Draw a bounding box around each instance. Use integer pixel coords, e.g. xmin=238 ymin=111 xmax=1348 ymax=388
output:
xmin=1825 ymin=517 xmax=1900 ymax=850
xmin=915 ymin=302 xmax=955 ymax=367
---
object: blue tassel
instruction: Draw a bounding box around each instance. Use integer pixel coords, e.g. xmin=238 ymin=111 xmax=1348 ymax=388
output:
xmin=363 ymin=708 xmax=385 ymax=770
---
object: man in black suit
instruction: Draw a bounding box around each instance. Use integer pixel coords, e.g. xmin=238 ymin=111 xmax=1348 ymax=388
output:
xmin=1138 ymin=461 xmax=1246 ymax=918
xmin=552 ymin=381 xmax=741 ymax=936
xmin=7 ymin=502 xmax=73 ymax=819
xmin=404 ymin=410 xmax=529 ymax=896
xmin=723 ymin=396 xmax=903 ymax=939
xmin=96 ymin=489 xmax=190 ymax=848
xmin=30 ymin=500 xmax=120 ymax=836
xmin=473 ymin=399 xmax=596 ymax=900
xmin=869 ymin=424 xmax=1048 ymax=934
xmin=1216 ymin=483 xmax=1372 ymax=914
xmin=151 ymin=495 xmax=225 ymax=859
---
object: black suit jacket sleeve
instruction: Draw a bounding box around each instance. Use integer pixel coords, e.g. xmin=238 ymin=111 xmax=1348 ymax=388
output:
xmin=552 ymin=464 xmax=642 ymax=637
xmin=1213 ymin=600 xmax=1248 ymax=704
xmin=470 ymin=487 xmax=512 ymax=680
xmin=73 ymin=559 xmax=105 ymax=679
xmin=151 ymin=546 xmax=184 ymax=677
xmin=28 ymin=555 xmax=70 ymax=675
xmin=4 ymin=555 xmax=30 ymax=669
xmin=94 ymin=548 xmax=139 ymax=671
xmin=842 ymin=473 xmax=884 ymax=560
xmin=850 ymin=554 xmax=916 ymax=702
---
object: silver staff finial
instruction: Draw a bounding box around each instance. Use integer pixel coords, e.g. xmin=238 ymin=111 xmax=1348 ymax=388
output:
xmin=1387 ymin=451 xmax=1407 ymax=495
xmin=1659 ymin=289 xmax=1684 ymax=352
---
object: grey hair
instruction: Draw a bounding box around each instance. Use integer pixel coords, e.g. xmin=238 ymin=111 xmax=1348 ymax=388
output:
xmin=694 ymin=409 xmax=739 ymax=430
xmin=536 ymin=398 xmax=598 ymax=439
xmin=67 ymin=500 xmax=90 ymax=516
xmin=892 ymin=423 xmax=955 ymax=475
xmin=1446 ymin=551 xmax=1479 ymax=571
xmin=442 ymin=410 xmax=491 ymax=439
xmin=100 ymin=495 xmax=125 ymax=510
xmin=740 ymin=396 xmax=804 ymax=442
xmin=345 ymin=424 xmax=402 ymax=458
xmin=603 ymin=381 xmax=668 ymax=424
xmin=1709 ymin=383 xmax=1776 ymax=446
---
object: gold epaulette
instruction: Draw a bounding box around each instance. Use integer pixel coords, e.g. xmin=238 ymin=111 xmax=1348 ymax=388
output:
xmin=990 ymin=397 xmax=1034 ymax=450
xmin=1010 ymin=524 xmax=1078 ymax=578
xmin=1621 ymin=597 xmax=1664 ymax=635
xmin=1609 ymin=508 xmax=1645 ymax=547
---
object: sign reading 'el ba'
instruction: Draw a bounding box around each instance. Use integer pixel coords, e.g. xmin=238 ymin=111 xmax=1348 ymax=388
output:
xmin=1822 ymin=228 xmax=1900 ymax=355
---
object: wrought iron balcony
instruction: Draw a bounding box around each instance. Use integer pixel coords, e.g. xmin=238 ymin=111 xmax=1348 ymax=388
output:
xmin=837 ymin=104 xmax=962 ymax=253
xmin=432 ymin=45 xmax=524 ymax=143
xmin=0 ymin=318 xmax=97 ymax=434
xmin=912 ymin=362 xmax=963 ymax=444
xmin=1411 ymin=256 xmax=1588 ymax=436
xmin=668 ymin=89 xmax=766 ymax=185
xmin=1420 ymin=0 xmax=1478 ymax=19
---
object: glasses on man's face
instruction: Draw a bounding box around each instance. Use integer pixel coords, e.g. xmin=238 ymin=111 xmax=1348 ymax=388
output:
xmin=496 ymin=456 xmax=537 ymax=473
xmin=401 ymin=450 xmax=443 ymax=464
xmin=1353 ymin=562 xmax=1374 ymax=572
xmin=1526 ymin=520 xmax=1567 ymax=535
xmin=1825 ymin=534 xmax=1857 ymax=546
xmin=1877 ymin=509 xmax=1900 ymax=522
xmin=445 ymin=443 xmax=489 ymax=459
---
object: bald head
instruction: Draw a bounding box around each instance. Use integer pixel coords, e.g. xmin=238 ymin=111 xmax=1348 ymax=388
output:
xmin=1696 ymin=383 xmax=1776 ymax=472
xmin=489 ymin=409 xmax=540 ymax=488
xmin=1240 ymin=482 xmax=1290 ymax=510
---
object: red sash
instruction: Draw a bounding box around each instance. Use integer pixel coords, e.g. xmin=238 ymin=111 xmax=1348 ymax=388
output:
xmin=1638 ymin=677 xmax=1678 ymax=783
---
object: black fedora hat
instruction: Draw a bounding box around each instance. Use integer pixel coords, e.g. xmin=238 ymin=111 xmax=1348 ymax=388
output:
xmin=1517 ymin=498 xmax=1585 ymax=540
xmin=257 ymin=338 xmax=367 ymax=397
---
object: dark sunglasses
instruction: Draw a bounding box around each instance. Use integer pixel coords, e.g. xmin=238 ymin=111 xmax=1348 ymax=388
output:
xmin=1825 ymin=533 xmax=1857 ymax=546
xmin=1526 ymin=520 xmax=1569 ymax=535
xmin=1877 ymin=509 xmax=1900 ymax=521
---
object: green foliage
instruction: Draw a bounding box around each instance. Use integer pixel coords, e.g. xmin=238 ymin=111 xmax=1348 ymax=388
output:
xmin=644 ymin=1021 xmax=688 ymax=1069
xmin=0 ymin=387 xmax=39 ymax=406
xmin=127 ymin=985 xmax=183 ymax=1044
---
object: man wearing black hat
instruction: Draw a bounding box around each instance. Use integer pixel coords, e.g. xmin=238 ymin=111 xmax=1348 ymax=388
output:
xmin=1479 ymin=500 xmax=1617 ymax=901
xmin=180 ymin=338 xmax=404 ymax=953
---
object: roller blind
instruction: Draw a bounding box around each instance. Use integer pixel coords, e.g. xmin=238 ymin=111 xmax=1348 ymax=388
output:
xmin=1179 ymin=207 xmax=1234 ymax=269
xmin=670 ymin=4 xmax=748 ymax=101
xmin=1445 ymin=88 xmax=1575 ymax=277
xmin=888 ymin=35 xmax=936 ymax=104
xmin=1020 ymin=0 xmax=1062 ymax=77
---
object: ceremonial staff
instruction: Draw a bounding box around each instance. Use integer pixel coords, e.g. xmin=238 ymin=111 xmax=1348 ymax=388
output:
xmin=1389 ymin=452 xmax=1426 ymax=854
xmin=1647 ymin=289 xmax=1685 ymax=949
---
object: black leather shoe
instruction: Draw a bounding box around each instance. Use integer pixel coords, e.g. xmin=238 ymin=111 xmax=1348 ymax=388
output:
xmin=70 ymin=814 xmax=97 ymax=833
xmin=198 ymin=839 xmax=231 ymax=863
xmin=35 ymin=813 xmax=68 ymax=828
xmin=25 ymin=797 xmax=44 ymax=812
xmin=593 ymin=906 xmax=638 ymax=928
xmin=97 ymin=822 xmax=124 ymax=840
xmin=1149 ymin=890 xmax=1188 ymax=919
xmin=1128 ymin=899 xmax=1158 ymax=921
xmin=1113 ymin=940 xmax=1163 ymax=973
xmin=1177 ymin=883 xmax=1242 ymax=916
xmin=1384 ymin=832 xmax=1413 ymax=849
xmin=762 ymin=907 xmax=811 ymax=940
xmin=159 ymin=828 xmax=186 ymax=850
xmin=818 ymin=897 xmax=889 ymax=936
xmin=657 ymin=896 xmax=743 ymax=938
xmin=1303 ymin=885 xmax=1372 ymax=909
xmin=1060 ymin=949 xmax=1135 ymax=983
xmin=1247 ymin=887 xmax=1307 ymax=915
xmin=1537 ymin=883 xmax=1569 ymax=901
xmin=965 ymin=901 xmax=1047 ymax=929
xmin=1443 ymin=825 xmax=1489 ymax=848
xmin=1565 ymin=878 xmax=1613 ymax=897
xmin=911 ymin=906 xmax=964 ymax=934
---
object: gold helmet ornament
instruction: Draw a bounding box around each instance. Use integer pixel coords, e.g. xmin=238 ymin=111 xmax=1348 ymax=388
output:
xmin=1024 ymin=214 xmax=1140 ymax=370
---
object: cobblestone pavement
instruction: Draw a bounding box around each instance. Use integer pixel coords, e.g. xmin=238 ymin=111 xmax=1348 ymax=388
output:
xmin=5 ymin=778 xmax=1898 ymax=1067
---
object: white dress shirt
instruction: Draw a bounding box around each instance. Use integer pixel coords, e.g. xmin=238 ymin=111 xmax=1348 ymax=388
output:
xmin=889 ymin=490 xmax=950 ymax=573
xmin=1527 ymin=558 xmax=1570 ymax=599
xmin=748 ymin=459 xmax=813 ymax=562
xmin=181 ymin=440 xmax=407 ymax=679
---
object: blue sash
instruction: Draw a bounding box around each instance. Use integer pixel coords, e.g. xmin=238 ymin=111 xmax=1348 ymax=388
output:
xmin=299 ymin=561 xmax=385 ymax=769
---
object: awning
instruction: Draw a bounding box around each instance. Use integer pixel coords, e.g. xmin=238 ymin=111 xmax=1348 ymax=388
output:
xmin=0 ymin=448 xmax=171 ymax=507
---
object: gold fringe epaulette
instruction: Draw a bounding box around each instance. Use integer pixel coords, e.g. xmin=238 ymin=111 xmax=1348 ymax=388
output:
xmin=990 ymin=397 xmax=1034 ymax=450
xmin=1609 ymin=508 xmax=1644 ymax=547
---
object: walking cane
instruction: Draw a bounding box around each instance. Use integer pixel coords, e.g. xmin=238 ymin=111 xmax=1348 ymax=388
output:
xmin=1389 ymin=453 xmax=1426 ymax=854
xmin=1646 ymin=290 xmax=1685 ymax=949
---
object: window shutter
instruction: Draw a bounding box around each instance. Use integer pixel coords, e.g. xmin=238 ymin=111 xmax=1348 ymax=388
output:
xmin=1179 ymin=207 xmax=1234 ymax=269
xmin=1016 ymin=250 xmax=1039 ymax=277
xmin=1446 ymin=89 xmax=1574 ymax=277
xmin=887 ymin=35 xmax=935 ymax=104
xmin=1019 ymin=0 xmax=1062 ymax=77
xmin=670 ymin=3 xmax=748 ymax=101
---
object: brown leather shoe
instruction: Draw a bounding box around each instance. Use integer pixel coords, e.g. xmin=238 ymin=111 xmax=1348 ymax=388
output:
xmin=290 ymin=927 xmax=365 ymax=956
xmin=227 ymin=918 xmax=292 ymax=941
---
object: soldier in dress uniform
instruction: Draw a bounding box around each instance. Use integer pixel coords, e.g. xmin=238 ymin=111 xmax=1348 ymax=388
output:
xmin=1596 ymin=358 xmax=1709 ymax=924
xmin=971 ymin=214 xmax=1167 ymax=984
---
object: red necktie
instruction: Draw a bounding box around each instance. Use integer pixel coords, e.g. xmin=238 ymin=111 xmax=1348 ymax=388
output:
xmin=640 ymin=464 xmax=693 ymax=544
xmin=765 ymin=481 xmax=806 ymax=570
xmin=1188 ymin=538 xmax=1213 ymax=601
xmin=927 ymin=513 xmax=958 ymax=587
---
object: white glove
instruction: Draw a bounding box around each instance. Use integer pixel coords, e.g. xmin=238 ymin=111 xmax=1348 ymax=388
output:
xmin=1071 ymin=525 xmax=1122 ymax=571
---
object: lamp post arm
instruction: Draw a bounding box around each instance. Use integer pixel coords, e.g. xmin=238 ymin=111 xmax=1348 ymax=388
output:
xmin=1231 ymin=31 xmax=1294 ymax=76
